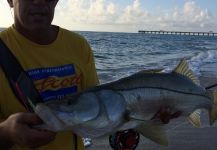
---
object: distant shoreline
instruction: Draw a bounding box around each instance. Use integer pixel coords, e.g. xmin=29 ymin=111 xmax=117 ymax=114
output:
xmin=0 ymin=28 xmax=4 ymax=31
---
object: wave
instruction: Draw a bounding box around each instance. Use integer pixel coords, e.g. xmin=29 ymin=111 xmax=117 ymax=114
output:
xmin=189 ymin=50 xmax=217 ymax=75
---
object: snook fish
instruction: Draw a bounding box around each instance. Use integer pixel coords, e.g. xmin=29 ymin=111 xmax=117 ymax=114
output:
xmin=34 ymin=59 xmax=217 ymax=146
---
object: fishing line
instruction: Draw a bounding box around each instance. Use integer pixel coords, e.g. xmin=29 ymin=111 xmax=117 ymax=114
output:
xmin=205 ymin=83 xmax=217 ymax=90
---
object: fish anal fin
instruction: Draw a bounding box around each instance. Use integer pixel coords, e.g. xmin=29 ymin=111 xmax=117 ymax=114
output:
xmin=188 ymin=109 xmax=201 ymax=128
xmin=135 ymin=122 xmax=168 ymax=146
xmin=173 ymin=59 xmax=200 ymax=85
xmin=210 ymin=106 xmax=217 ymax=125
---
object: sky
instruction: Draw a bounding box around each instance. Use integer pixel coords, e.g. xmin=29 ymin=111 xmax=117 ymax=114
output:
xmin=0 ymin=0 xmax=217 ymax=33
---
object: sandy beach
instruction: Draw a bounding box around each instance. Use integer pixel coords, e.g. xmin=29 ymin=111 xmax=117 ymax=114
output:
xmin=87 ymin=76 xmax=217 ymax=150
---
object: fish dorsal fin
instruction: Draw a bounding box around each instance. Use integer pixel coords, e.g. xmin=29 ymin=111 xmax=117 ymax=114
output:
xmin=134 ymin=69 xmax=164 ymax=75
xmin=188 ymin=109 xmax=202 ymax=128
xmin=173 ymin=59 xmax=200 ymax=85
xmin=135 ymin=121 xmax=168 ymax=146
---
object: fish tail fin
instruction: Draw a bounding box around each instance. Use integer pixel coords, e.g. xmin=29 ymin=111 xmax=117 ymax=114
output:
xmin=188 ymin=109 xmax=201 ymax=128
xmin=209 ymin=89 xmax=217 ymax=125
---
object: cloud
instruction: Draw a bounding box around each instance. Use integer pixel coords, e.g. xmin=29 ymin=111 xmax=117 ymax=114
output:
xmin=53 ymin=0 xmax=152 ymax=31
xmin=54 ymin=0 xmax=217 ymax=32
xmin=1 ymin=0 xmax=216 ymax=32
xmin=54 ymin=0 xmax=118 ymax=26
xmin=156 ymin=1 xmax=217 ymax=31
xmin=0 ymin=0 xmax=13 ymax=27
xmin=116 ymin=0 xmax=150 ymax=25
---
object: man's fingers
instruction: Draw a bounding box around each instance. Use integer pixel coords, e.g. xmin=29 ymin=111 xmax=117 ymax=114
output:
xmin=21 ymin=127 xmax=56 ymax=148
xmin=15 ymin=113 xmax=43 ymax=125
xmin=152 ymin=107 xmax=182 ymax=124
xmin=28 ymin=129 xmax=56 ymax=141
xmin=2 ymin=112 xmax=56 ymax=149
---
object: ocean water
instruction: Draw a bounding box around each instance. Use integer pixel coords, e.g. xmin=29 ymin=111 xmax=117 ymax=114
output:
xmin=1 ymin=28 xmax=216 ymax=84
xmin=78 ymin=31 xmax=217 ymax=84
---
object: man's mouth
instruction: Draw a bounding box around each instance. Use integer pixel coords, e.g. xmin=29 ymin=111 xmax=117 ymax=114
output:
xmin=30 ymin=12 xmax=47 ymax=17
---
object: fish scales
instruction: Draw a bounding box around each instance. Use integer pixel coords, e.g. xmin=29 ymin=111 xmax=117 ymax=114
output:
xmin=34 ymin=59 xmax=217 ymax=146
xmin=119 ymin=88 xmax=211 ymax=119
xmin=95 ymin=72 xmax=207 ymax=96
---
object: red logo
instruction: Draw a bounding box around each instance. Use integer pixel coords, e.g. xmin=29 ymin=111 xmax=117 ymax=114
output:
xmin=34 ymin=74 xmax=81 ymax=93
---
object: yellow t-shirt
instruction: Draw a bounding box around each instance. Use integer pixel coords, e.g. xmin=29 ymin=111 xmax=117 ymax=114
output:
xmin=0 ymin=26 xmax=99 ymax=150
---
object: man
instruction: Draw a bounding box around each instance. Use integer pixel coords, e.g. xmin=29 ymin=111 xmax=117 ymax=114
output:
xmin=0 ymin=0 xmax=98 ymax=149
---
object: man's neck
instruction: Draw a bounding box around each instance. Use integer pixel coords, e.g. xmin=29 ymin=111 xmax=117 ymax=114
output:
xmin=14 ymin=24 xmax=59 ymax=45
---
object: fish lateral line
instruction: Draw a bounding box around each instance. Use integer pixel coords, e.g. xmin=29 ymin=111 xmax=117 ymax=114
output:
xmin=109 ymin=86 xmax=210 ymax=99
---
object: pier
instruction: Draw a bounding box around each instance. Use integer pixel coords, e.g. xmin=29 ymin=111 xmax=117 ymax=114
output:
xmin=138 ymin=30 xmax=217 ymax=36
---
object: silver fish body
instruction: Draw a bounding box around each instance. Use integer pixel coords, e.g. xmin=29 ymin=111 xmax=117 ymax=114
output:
xmin=34 ymin=60 xmax=217 ymax=145
xmin=35 ymin=72 xmax=211 ymax=136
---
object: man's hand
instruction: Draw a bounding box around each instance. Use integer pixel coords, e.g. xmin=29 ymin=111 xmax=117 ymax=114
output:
xmin=0 ymin=112 xmax=56 ymax=149
xmin=152 ymin=107 xmax=182 ymax=124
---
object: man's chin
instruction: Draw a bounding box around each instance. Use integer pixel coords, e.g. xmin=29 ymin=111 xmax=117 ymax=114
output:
xmin=28 ymin=23 xmax=51 ymax=31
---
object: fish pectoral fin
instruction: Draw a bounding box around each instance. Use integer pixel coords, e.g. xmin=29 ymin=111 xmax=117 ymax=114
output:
xmin=173 ymin=59 xmax=200 ymax=85
xmin=135 ymin=122 xmax=168 ymax=146
xmin=209 ymin=90 xmax=217 ymax=125
xmin=188 ymin=109 xmax=202 ymax=128
xmin=34 ymin=103 xmax=66 ymax=131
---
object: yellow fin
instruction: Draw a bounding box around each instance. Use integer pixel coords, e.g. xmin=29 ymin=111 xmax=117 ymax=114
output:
xmin=173 ymin=59 xmax=200 ymax=85
xmin=210 ymin=90 xmax=217 ymax=125
xmin=136 ymin=122 xmax=168 ymax=146
xmin=188 ymin=109 xmax=201 ymax=128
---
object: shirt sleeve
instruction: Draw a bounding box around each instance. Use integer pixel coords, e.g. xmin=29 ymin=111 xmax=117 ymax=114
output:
xmin=82 ymin=39 xmax=99 ymax=90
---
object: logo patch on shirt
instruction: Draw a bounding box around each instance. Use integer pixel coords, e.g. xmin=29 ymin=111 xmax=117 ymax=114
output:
xmin=27 ymin=64 xmax=81 ymax=101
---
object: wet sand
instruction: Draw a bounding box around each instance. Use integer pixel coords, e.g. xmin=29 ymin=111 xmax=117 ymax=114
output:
xmin=87 ymin=76 xmax=217 ymax=150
